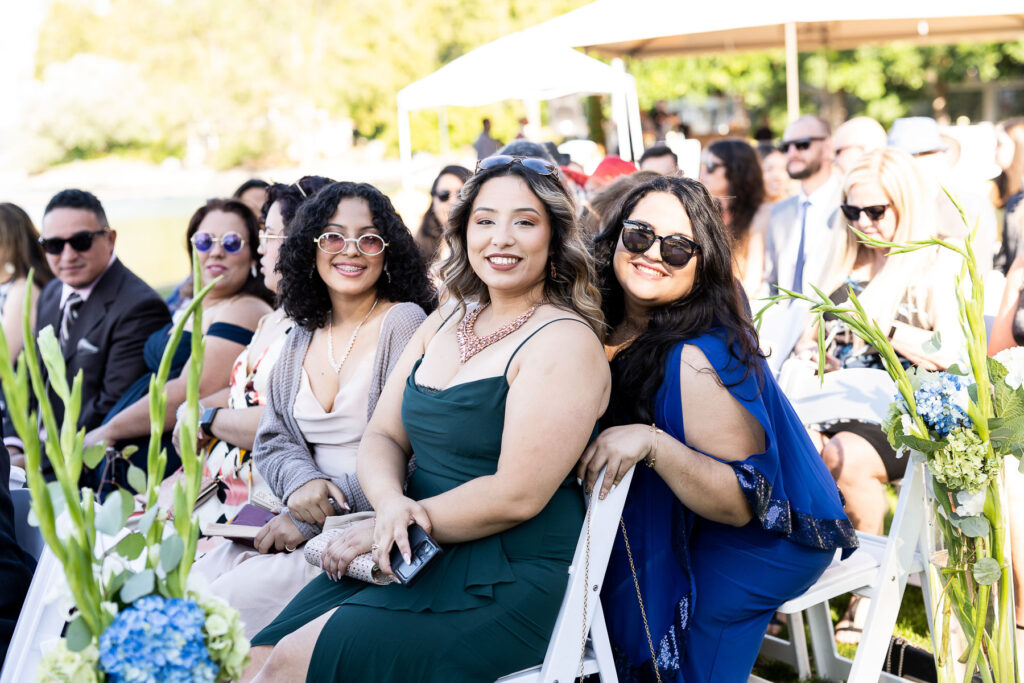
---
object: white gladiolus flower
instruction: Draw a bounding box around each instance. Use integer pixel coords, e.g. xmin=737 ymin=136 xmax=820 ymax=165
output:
xmin=956 ymin=489 xmax=987 ymax=517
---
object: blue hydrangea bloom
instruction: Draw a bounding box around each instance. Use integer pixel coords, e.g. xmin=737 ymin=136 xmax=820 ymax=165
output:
xmin=896 ymin=372 xmax=972 ymax=438
xmin=98 ymin=595 xmax=217 ymax=683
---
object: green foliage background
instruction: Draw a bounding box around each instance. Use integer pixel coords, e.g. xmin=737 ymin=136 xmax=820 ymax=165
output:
xmin=31 ymin=0 xmax=1024 ymax=168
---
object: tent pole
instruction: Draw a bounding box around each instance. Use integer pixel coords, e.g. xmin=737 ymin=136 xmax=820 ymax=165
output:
xmin=611 ymin=58 xmax=633 ymax=161
xmin=398 ymin=105 xmax=412 ymax=190
xmin=438 ymin=107 xmax=449 ymax=154
xmin=626 ymin=75 xmax=644 ymax=161
xmin=785 ymin=22 xmax=799 ymax=122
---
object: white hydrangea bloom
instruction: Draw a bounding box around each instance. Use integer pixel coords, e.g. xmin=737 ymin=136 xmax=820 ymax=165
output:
xmin=994 ymin=347 xmax=1024 ymax=390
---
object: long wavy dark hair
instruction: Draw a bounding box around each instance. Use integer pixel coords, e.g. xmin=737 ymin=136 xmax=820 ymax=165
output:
xmin=593 ymin=176 xmax=764 ymax=424
xmin=185 ymin=198 xmax=274 ymax=306
xmin=416 ymin=165 xmax=471 ymax=263
xmin=278 ymin=181 xmax=436 ymax=330
xmin=0 ymin=203 xmax=53 ymax=288
xmin=707 ymin=138 xmax=765 ymax=244
xmin=440 ymin=161 xmax=605 ymax=334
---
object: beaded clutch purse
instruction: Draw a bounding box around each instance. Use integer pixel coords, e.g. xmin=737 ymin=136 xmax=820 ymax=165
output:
xmin=303 ymin=512 xmax=396 ymax=585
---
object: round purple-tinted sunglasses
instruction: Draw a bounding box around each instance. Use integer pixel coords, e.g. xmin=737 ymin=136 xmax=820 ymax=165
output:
xmin=191 ymin=231 xmax=246 ymax=253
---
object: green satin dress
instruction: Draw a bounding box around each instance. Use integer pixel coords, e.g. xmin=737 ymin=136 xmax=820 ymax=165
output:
xmin=251 ymin=321 xmax=585 ymax=682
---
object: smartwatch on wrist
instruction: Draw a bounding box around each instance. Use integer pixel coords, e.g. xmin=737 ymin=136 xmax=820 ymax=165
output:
xmin=200 ymin=406 xmax=220 ymax=437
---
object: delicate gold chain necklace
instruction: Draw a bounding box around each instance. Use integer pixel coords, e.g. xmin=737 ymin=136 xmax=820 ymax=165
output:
xmin=456 ymin=303 xmax=537 ymax=364
xmin=326 ymin=297 xmax=379 ymax=373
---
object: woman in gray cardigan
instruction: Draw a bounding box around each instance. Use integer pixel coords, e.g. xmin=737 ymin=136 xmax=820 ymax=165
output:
xmin=191 ymin=181 xmax=435 ymax=637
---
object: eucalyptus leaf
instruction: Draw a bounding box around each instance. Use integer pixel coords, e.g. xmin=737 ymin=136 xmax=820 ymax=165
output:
xmin=112 ymin=533 xmax=146 ymax=560
xmin=120 ymin=486 xmax=135 ymax=521
xmin=106 ymin=570 xmax=129 ymax=596
xmin=65 ymin=616 xmax=92 ymax=652
xmin=83 ymin=443 xmax=106 ymax=469
xmin=127 ymin=465 xmax=147 ymax=494
xmin=120 ymin=444 xmax=138 ymax=459
xmin=946 ymin=363 xmax=968 ymax=376
xmin=120 ymin=568 xmax=155 ymax=603
xmin=951 ymin=515 xmax=990 ymax=538
xmin=921 ymin=330 xmax=942 ymax=355
xmin=967 ymin=382 xmax=979 ymax=404
xmin=46 ymin=480 xmax=66 ymax=517
xmin=972 ymin=557 xmax=1002 ymax=586
xmin=897 ymin=434 xmax=944 ymax=454
xmin=95 ymin=491 xmax=127 ymax=535
xmin=27 ymin=506 xmax=39 ymax=528
xmin=137 ymin=505 xmax=159 ymax=536
xmin=159 ymin=536 xmax=184 ymax=573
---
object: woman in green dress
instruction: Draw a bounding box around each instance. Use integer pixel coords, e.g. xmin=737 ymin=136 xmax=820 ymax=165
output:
xmin=241 ymin=156 xmax=610 ymax=683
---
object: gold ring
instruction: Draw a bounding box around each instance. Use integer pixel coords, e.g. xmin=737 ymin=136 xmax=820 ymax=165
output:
xmin=285 ymin=544 xmax=296 ymax=552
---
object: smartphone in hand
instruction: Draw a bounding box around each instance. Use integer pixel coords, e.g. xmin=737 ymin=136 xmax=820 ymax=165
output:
xmin=389 ymin=523 xmax=442 ymax=584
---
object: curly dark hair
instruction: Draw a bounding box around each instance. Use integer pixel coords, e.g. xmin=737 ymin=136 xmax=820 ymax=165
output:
xmin=593 ymin=176 xmax=764 ymax=425
xmin=278 ymin=181 xmax=437 ymax=330
xmin=415 ymin=165 xmax=471 ymax=263
xmin=707 ymin=138 xmax=765 ymax=244
xmin=185 ymin=198 xmax=274 ymax=306
xmin=262 ymin=176 xmax=335 ymax=232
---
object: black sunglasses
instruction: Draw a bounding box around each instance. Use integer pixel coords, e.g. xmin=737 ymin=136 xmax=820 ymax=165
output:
xmin=778 ymin=137 xmax=826 ymax=153
xmin=621 ymin=220 xmax=700 ymax=267
xmin=434 ymin=189 xmax=454 ymax=202
xmin=840 ymin=203 xmax=890 ymax=222
xmin=702 ymin=160 xmax=726 ymax=174
xmin=475 ymin=155 xmax=558 ymax=176
xmin=39 ymin=229 xmax=109 ymax=255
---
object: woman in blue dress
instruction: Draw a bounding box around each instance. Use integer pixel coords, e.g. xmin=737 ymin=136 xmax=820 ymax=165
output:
xmin=580 ymin=176 xmax=859 ymax=681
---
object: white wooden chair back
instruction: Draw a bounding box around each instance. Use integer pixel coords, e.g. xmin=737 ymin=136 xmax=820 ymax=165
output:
xmin=757 ymin=366 xmax=930 ymax=682
xmin=497 ymin=464 xmax=635 ymax=683
xmin=0 ymin=548 xmax=65 ymax=683
xmin=756 ymin=299 xmax=813 ymax=377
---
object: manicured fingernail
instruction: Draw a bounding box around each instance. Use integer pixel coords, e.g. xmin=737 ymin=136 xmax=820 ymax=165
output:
xmin=340 ymin=501 xmax=351 ymax=511
xmin=609 ymin=484 xmax=617 ymax=493
xmin=599 ymin=491 xmax=606 ymax=500
xmin=403 ymin=553 xmax=411 ymax=564
xmin=576 ymin=477 xmax=583 ymax=486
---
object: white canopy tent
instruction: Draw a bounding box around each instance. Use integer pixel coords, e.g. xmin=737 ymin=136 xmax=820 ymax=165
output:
xmin=396 ymin=30 xmax=643 ymax=188
xmin=525 ymin=0 xmax=1024 ymax=121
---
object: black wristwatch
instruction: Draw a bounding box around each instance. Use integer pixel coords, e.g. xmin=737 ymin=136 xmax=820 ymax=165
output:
xmin=200 ymin=406 xmax=220 ymax=437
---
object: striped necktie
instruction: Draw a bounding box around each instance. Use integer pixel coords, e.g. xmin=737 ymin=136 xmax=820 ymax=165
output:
xmin=60 ymin=292 xmax=83 ymax=351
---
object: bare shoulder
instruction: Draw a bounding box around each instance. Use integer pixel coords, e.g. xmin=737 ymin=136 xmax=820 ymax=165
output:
xmin=679 ymin=343 xmax=764 ymax=460
xmin=750 ymin=203 xmax=772 ymax=235
xmin=510 ymin=308 xmax=607 ymax=385
xmin=211 ymin=295 xmax=273 ymax=329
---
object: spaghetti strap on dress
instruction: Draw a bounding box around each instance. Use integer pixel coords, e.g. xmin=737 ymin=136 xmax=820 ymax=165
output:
xmin=251 ymin=318 xmax=591 ymax=682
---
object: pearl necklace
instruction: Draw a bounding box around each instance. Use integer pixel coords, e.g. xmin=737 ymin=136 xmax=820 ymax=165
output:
xmin=456 ymin=303 xmax=537 ymax=364
xmin=327 ymin=298 xmax=379 ymax=374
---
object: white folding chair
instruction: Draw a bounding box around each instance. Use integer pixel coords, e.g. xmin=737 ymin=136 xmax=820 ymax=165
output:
xmin=497 ymin=465 xmax=636 ymax=683
xmin=758 ymin=368 xmax=931 ymax=682
xmin=0 ymin=547 xmax=65 ymax=683
xmin=756 ymin=299 xmax=813 ymax=378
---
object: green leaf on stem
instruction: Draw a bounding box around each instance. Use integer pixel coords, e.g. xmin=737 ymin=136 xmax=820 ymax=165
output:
xmin=95 ymin=490 xmax=130 ymax=536
xmin=127 ymin=465 xmax=147 ymax=494
xmin=136 ymin=505 xmax=159 ymax=536
xmin=946 ymin=363 xmax=968 ymax=376
xmin=898 ymin=434 xmax=945 ymax=454
xmin=922 ymin=330 xmax=942 ymax=355
xmin=120 ymin=445 xmax=138 ymax=460
xmin=971 ymin=557 xmax=1001 ymax=585
xmin=159 ymin=536 xmax=184 ymax=573
xmin=120 ymin=568 xmax=155 ymax=603
xmin=83 ymin=443 xmax=106 ymax=469
xmin=951 ymin=514 xmax=990 ymax=538
xmin=65 ymin=615 xmax=93 ymax=652
xmin=111 ymin=533 xmax=146 ymax=560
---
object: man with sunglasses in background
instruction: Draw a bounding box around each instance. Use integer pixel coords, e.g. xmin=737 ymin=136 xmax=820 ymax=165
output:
xmin=4 ymin=189 xmax=169 ymax=486
xmin=762 ymin=115 xmax=845 ymax=297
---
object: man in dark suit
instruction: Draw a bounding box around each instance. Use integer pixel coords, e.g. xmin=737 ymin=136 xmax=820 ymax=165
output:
xmin=0 ymin=439 xmax=33 ymax=669
xmin=4 ymin=190 xmax=170 ymax=486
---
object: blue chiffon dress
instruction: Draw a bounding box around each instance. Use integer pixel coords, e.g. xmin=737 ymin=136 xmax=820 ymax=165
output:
xmin=602 ymin=329 xmax=858 ymax=682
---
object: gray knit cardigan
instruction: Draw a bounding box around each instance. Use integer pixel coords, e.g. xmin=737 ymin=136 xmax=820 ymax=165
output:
xmin=253 ymin=301 xmax=426 ymax=539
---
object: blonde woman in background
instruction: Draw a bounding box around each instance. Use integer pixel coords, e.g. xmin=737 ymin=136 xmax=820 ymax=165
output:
xmin=795 ymin=148 xmax=962 ymax=642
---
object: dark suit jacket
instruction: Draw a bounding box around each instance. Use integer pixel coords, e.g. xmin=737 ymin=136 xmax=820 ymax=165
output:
xmin=0 ymin=440 xmax=33 ymax=667
xmin=35 ymin=258 xmax=170 ymax=440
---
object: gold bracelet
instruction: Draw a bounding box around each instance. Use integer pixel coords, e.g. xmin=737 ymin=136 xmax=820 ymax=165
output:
xmin=646 ymin=423 xmax=662 ymax=468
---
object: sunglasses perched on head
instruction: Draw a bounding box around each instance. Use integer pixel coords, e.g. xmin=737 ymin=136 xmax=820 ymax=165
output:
xmin=314 ymin=231 xmax=388 ymax=256
xmin=621 ymin=220 xmax=700 ymax=267
xmin=39 ymin=229 xmax=109 ymax=255
xmin=475 ymin=155 xmax=558 ymax=176
xmin=191 ymin=231 xmax=246 ymax=253
xmin=840 ymin=203 xmax=890 ymax=222
xmin=778 ymin=137 xmax=825 ymax=153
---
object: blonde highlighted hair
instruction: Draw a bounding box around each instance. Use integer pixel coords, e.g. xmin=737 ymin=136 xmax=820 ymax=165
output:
xmin=438 ymin=163 xmax=605 ymax=335
xmin=824 ymin=148 xmax=936 ymax=324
